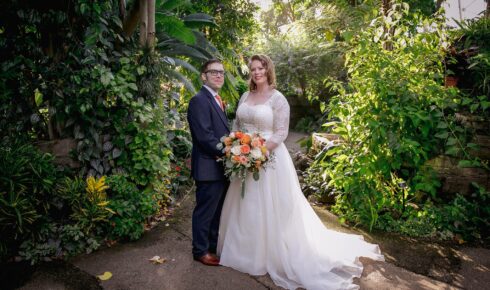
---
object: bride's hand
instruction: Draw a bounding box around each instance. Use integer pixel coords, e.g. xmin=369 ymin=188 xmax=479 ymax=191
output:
xmin=265 ymin=141 xmax=277 ymax=152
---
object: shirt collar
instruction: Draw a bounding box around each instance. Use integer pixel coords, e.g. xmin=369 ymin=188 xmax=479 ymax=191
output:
xmin=203 ymin=85 xmax=218 ymax=97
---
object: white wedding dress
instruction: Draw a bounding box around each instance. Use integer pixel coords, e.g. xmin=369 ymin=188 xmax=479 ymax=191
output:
xmin=218 ymin=90 xmax=384 ymax=290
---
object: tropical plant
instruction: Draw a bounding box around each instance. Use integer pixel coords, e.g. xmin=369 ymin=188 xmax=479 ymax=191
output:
xmin=0 ymin=137 xmax=60 ymax=258
xmin=453 ymin=17 xmax=490 ymax=100
xmin=316 ymin=3 xmax=466 ymax=230
xmin=106 ymin=174 xmax=158 ymax=240
xmin=69 ymin=176 xmax=114 ymax=236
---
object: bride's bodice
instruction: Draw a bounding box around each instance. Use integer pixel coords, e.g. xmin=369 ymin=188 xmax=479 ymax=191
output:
xmin=237 ymin=103 xmax=274 ymax=137
xmin=233 ymin=90 xmax=290 ymax=145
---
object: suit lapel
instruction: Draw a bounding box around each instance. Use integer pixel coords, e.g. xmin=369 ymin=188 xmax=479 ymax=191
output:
xmin=201 ymin=87 xmax=229 ymax=130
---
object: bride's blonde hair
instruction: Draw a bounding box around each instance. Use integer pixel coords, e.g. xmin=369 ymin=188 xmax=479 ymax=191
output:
xmin=248 ymin=54 xmax=276 ymax=92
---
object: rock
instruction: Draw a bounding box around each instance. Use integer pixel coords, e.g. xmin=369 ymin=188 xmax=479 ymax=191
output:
xmin=426 ymin=155 xmax=490 ymax=196
xmin=470 ymin=134 xmax=490 ymax=160
xmin=455 ymin=113 xmax=490 ymax=135
xmin=293 ymin=151 xmax=312 ymax=171
xmin=36 ymin=138 xmax=80 ymax=168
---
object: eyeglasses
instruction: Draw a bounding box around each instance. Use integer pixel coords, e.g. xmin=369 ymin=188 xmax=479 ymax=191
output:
xmin=205 ymin=70 xmax=225 ymax=77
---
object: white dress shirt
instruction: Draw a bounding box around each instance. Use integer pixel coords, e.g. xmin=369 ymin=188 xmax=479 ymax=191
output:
xmin=203 ymin=85 xmax=222 ymax=108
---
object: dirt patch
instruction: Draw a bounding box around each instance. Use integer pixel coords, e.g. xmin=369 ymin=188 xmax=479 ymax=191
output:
xmin=367 ymin=233 xmax=461 ymax=284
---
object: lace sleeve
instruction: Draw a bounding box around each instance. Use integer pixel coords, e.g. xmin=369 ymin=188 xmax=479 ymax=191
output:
xmin=231 ymin=92 xmax=249 ymax=132
xmin=267 ymin=92 xmax=290 ymax=148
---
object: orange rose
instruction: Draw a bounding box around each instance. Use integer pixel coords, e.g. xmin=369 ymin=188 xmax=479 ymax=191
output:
xmin=232 ymin=155 xmax=241 ymax=163
xmin=255 ymin=160 xmax=262 ymax=168
xmin=240 ymin=134 xmax=251 ymax=145
xmin=240 ymin=144 xmax=251 ymax=154
xmin=235 ymin=131 xmax=244 ymax=139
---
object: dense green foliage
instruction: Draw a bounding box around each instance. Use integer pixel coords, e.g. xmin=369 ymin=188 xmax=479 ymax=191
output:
xmin=0 ymin=0 xmax=256 ymax=264
xmin=452 ymin=17 xmax=490 ymax=104
xmin=308 ymin=3 xmax=489 ymax=242
xmin=0 ymin=138 xmax=179 ymax=263
xmin=0 ymin=139 xmax=60 ymax=260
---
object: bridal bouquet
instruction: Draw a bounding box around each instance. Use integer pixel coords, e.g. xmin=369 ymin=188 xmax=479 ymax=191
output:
xmin=216 ymin=131 xmax=274 ymax=198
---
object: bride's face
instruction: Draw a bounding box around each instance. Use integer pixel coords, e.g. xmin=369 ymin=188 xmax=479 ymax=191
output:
xmin=250 ymin=60 xmax=268 ymax=86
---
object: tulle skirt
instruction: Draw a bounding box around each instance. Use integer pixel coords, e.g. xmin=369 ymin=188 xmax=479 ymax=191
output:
xmin=217 ymin=142 xmax=384 ymax=290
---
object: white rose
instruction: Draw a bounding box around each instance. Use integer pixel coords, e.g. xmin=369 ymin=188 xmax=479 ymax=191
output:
xmin=231 ymin=145 xmax=242 ymax=156
xmin=250 ymin=148 xmax=262 ymax=159
xmin=230 ymin=132 xmax=235 ymax=138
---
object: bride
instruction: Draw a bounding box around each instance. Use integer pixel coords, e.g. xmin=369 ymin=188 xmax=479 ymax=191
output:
xmin=217 ymin=54 xmax=384 ymax=290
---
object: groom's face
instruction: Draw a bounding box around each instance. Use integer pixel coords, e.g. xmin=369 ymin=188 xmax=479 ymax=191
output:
xmin=201 ymin=62 xmax=225 ymax=92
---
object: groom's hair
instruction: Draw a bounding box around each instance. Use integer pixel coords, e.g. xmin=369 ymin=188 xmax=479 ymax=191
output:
xmin=200 ymin=59 xmax=223 ymax=74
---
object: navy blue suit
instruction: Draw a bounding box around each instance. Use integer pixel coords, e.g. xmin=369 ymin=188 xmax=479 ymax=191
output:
xmin=187 ymin=87 xmax=230 ymax=258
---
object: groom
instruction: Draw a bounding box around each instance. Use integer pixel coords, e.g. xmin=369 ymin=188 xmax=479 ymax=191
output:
xmin=187 ymin=59 xmax=230 ymax=266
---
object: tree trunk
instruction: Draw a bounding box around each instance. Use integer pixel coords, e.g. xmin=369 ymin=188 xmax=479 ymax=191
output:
xmin=486 ymin=0 xmax=490 ymax=18
xmin=381 ymin=0 xmax=393 ymax=51
xmin=147 ymin=0 xmax=155 ymax=48
xmin=139 ymin=0 xmax=148 ymax=46
xmin=119 ymin=0 xmax=126 ymax=21
xmin=123 ymin=0 xmax=141 ymax=38
xmin=381 ymin=0 xmax=392 ymax=16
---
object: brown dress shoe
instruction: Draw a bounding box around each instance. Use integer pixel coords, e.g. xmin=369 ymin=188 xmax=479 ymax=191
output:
xmin=194 ymin=253 xmax=220 ymax=266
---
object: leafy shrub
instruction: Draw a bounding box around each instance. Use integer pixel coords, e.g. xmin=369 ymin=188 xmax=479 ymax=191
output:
xmin=378 ymin=183 xmax=490 ymax=242
xmin=294 ymin=116 xmax=322 ymax=133
xmin=106 ymin=175 xmax=158 ymax=240
xmin=72 ymin=176 xmax=114 ymax=235
xmin=317 ymin=4 xmax=468 ymax=230
xmin=431 ymin=183 xmax=490 ymax=241
xmin=0 ymin=137 xmax=60 ymax=259
xmin=114 ymin=98 xmax=172 ymax=186
xmin=453 ymin=17 xmax=490 ymax=99
xmin=18 ymin=222 xmax=101 ymax=265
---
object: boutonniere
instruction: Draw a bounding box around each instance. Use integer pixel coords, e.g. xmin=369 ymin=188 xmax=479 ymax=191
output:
xmin=222 ymin=100 xmax=229 ymax=113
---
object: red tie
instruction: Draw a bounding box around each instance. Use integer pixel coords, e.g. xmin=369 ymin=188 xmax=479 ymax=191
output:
xmin=215 ymin=94 xmax=224 ymax=111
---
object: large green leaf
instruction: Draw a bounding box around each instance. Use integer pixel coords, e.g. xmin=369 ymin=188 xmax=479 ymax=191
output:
xmin=183 ymin=13 xmax=216 ymax=28
xmin=172 ymin=58 xmax=199 ymax=74
xmin=156 ymin=13 xmax=195 ymax=44
xmin=165 ymin=69 xmax=196 ymax=94
xmin=158 ymin=0 xmax=188 ymax=11
xmin=157 ymin=41 xmax=208 ymax=60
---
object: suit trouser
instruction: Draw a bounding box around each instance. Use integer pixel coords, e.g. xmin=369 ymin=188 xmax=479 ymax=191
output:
xmin=192 ymin=179 xmax=228 ymax=258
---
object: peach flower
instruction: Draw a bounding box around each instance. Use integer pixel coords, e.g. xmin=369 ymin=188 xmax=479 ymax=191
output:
xmin=240 ymin=144 xmax=251 ymax=154
xmin=251 ymin=139 xmax=261 ymax=148
xmin=239 ymin=155 xmax=249 ymax=164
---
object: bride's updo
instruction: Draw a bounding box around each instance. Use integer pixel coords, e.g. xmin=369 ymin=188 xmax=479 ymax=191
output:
xmin=248 ymin=54 xmax=276 ymax=92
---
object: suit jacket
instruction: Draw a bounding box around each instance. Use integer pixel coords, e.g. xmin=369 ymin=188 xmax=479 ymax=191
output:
xmin=187 ymin=87 xmax=230 ymax=181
